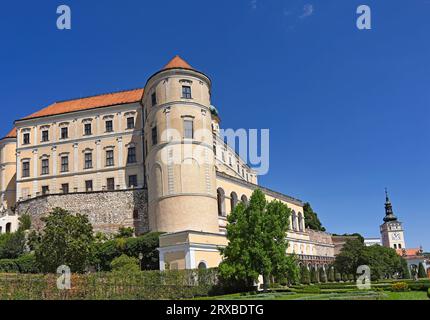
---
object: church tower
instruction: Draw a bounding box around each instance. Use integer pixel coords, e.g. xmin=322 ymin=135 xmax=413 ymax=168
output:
xmin=380 ymin=189 xmax=406 ymax=250
xmin=142 ymin=56 xmax=219 ymax=233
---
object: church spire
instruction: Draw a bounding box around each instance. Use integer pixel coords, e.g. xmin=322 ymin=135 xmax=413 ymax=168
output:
xmin=383 ymin=188 xmax=398 ymax=222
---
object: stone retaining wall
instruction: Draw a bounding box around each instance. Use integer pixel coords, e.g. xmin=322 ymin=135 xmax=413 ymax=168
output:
xmin=16 ymin=189 xmax=149 ymax=235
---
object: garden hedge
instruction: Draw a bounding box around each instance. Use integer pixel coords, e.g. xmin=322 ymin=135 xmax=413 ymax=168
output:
xmin=0 ymin=268 xmax=219 ymax=300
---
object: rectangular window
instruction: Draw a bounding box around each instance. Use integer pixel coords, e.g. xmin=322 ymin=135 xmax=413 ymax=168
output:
xmin=41 ymin=159 xmax=49 ymax=175
xmin=61 ymin=156 xmax=69 ymax=172
xmin=84 ymin=123 xmax=92 ymax=135
xmin=42 ymin=186 xmax=49 ymax=196
xmin=22 ymin=161 xmax=30 ymax=178
xmin=183 ymin=119 xmax=194 ymax=139
xmin=85 ymin=180 xmax=93 ymax=192
xmin=152 ymin=127 xmax=158 ymax=146
xmin=84 ymin=153 xmax=93 ymax=169
xmin=127 ymin=117 xmax=135 ymax=129
xmin=151 ymin=92 xmax=157 ymax=106
xmin=106 ymin=150 xmax=114 ymax=167
xmin=61 ymin=127 xmax=68 ymax=139
xmin=107 ymin=178 xmax=115 ymax=191
xmin=127 ymin=147 xmax=137 ymax=164
xmin=42 ymin=130 xmax=49 ymax=142
xmin=61 ymin=183 xmax=69 ymax=194
xmin=23 ymin=133 xmax=30 ymax=145
xmin=182 ymin=86 xmax=192 ymax=99
xmin=105 ymin=120 xmax=113 ymax=133
xmin=213 ymin=145 xmax=217 ymax=156
xmin=128 ymin=175 xmax=138 ymax=188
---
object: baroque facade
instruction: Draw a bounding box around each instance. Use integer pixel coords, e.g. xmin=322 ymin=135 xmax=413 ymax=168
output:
xmin=0 ymin=56 xmax=335 ymax=270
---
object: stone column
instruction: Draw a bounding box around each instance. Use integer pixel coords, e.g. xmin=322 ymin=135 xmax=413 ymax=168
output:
xmin=95 ymin=139 xmax=102 ymax=191
xmin=95 ymin=115 xmax=100 ymax=136
xmin=73 ymin=118 xmax=78 ymax=139
xmin=33 ymin=126 xmax=38 ymax=146
xmin=52 ymin=122 xmax=57 ymax=143
xmin=185 ymin=247 xmax=196 ymax=270
xmin=117 ymin=112 xmax=123 ymax=132
xmin=52 ymin=146 xmax=57 ymax=194
xmin=73 ymin=143 xmax=79 ymax=192
xmin=32 ymin=149 xmax=38 ymax=195
xmin=117 ymin=136 xmax=125 ymax=189
xmin=16 ymin=152 xmax=21 ymax=200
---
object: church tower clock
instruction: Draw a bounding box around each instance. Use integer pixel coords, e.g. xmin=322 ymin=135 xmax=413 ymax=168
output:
xmin=380 ymin=189 xmax=406 ymax=250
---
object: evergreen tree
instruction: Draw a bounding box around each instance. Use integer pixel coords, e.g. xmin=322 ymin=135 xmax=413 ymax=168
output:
xmin=310 ymin=267 xmax=318 ymax=283
xmin=328 ymin=267 xmax=335 ymax=282
xmin=300 ymin=266 xmax=310 ymax=285
xmin=319 ymin=268 xmax=327 ymax=283
xmin=418 ymin=262 xmax=427 ymax=279
xmin=401 ymin=260 xmax=412 ymax=279
xmin=303 ymin=203 xmax=326 ymax=232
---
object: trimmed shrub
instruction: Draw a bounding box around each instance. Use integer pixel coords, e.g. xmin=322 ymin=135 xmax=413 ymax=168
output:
xmin=0 ymin=259 xmax=19 ymax=273
xmin=95 ymin=232 xmax=163 ymax=271
xmin=15 ymin=254 xmax=40 ymax=274
xmin=310 ymin=268 xmax=318 ymax=283
xmin=427 ymin=288 xmax=430 ymax=299
xmin=342 ymin=273 xmax=349 ymax=282
xmin=300 ymin=266 xmax=310 ymax=285
xmin=111 ymin=254 xmax=140 ymax=273
xmin=328 ymin=267 xmax=335 ymax=282
xmin=391 ymin=282 xmax=409 ymax=292
xmin=335 ymin=272 xmax=342 ymax=282
xmin=0 ymin=268 xmax=219 ymax=300
xmin=418 ymin=263 xmax=427 ymax=279
xmin=319 ymin=268 xmax=327 ymax=283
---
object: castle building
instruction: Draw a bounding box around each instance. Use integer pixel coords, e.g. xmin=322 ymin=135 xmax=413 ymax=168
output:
xmin=0 ymin=56 xmax=336 ymax=270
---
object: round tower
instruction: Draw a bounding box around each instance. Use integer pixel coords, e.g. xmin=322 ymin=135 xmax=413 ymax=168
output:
xmin=0 ymin=129 xmax=17 ymax=211
xmin=143 ymin=56 xmax=219 ymax=233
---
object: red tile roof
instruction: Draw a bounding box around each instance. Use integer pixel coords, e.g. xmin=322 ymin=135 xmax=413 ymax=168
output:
xmin=6 ymin=56 xmax=197 ymax=139
xmin=163 ymin=55 xmax=194 ymax=70
xmin=21 ymin=88 xmax=144 ymax=121
xmin=1 ymin=128 xmax=17 ymax=140
xmin=396 ymin=248 xmax=422 ymax=257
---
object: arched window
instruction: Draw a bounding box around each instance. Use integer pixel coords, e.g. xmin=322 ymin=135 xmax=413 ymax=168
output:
xmin=398 ymin=244 xmax=402 ymax=249
xmin=394 ymin=244 xmax=397 ymax=249
xmin=198 ymin=261 xmax=207 ymax=270
xmin=298 ymin=212 xmax=304 ymax=232
xmin=5 ymin=223 xmax=11 ymax=234
xmin=292 ymin=211 xmax=298 ymax=231
xmin=230 ymin=192 xmax=238 ymax=212
xmin=241 ymin=195 xmax=248 ymax=205
xmin=217 ymin=188 xmax=226 ymax=217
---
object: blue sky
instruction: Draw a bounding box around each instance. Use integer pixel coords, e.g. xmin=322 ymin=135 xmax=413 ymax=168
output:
xmin=0 ymin=1 xmax=429 ymax=249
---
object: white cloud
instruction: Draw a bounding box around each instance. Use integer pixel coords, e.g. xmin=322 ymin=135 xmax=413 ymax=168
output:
xmin=251 ymin=0 xmax=257 ymax=10
xmin=299 ymin=4 xmax=314 ymax=19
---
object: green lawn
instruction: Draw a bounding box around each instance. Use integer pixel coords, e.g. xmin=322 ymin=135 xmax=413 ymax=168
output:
xmin=196 ymin=290 xmax=428 ymax=301
xmin=381 ymin=291 xmax=428 ymax=300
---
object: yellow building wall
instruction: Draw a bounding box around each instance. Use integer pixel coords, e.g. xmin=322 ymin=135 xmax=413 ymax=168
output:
xmin=15 ymin=103 xmax=143 ymax=200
